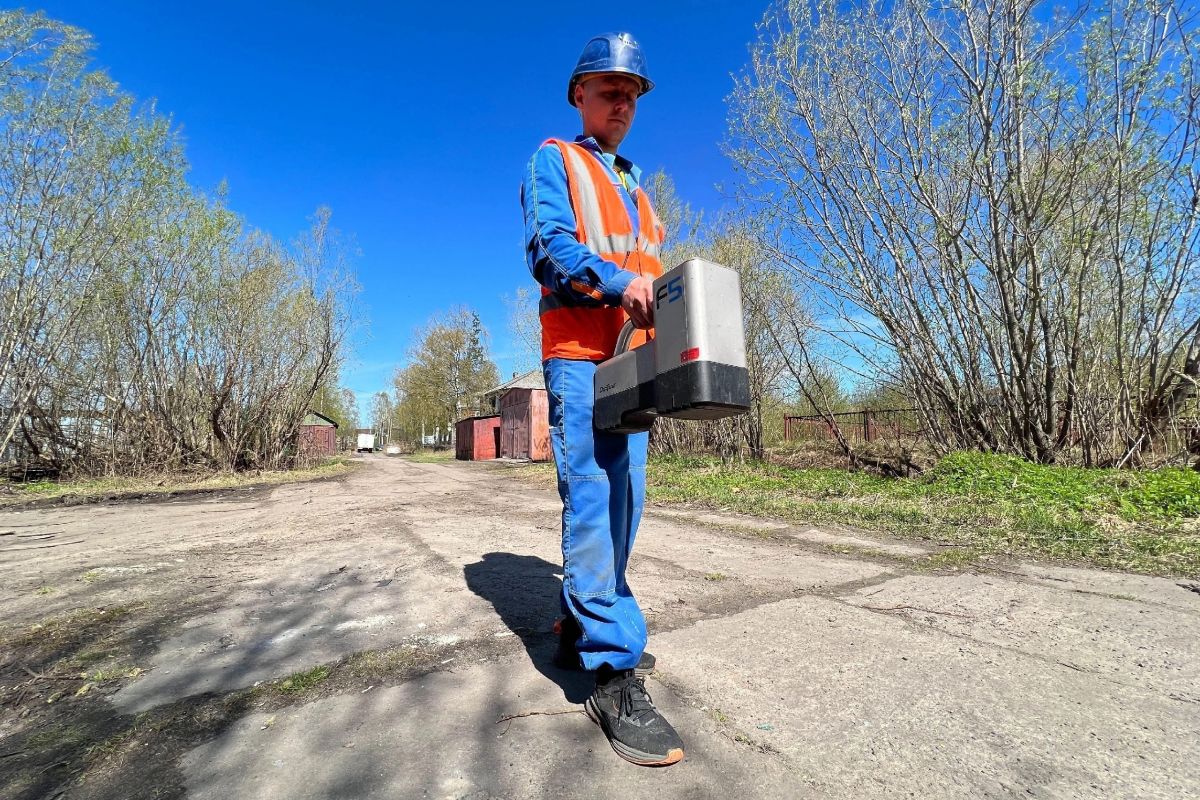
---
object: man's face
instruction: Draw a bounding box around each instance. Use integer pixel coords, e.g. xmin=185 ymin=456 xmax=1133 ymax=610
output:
xmin=575 ymin=73 xmax=641 ymax=151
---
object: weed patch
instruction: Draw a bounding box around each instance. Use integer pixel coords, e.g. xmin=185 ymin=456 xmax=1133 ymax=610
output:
xmin=914 ymin=549 xmax=983 ymax=571
xmin=3 ymin=604 xmax=142 ymax=657
xmin=342 ymin=643 xmax=427 ymax=678
xmin=86 ymin=665 xmax=143 ymax=682
xmin=274 ymin=664 xmax=331 ymax=693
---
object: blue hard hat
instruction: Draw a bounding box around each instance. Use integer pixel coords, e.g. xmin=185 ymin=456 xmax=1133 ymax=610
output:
xmin=567 ymin=32 xmax=654 ymax=107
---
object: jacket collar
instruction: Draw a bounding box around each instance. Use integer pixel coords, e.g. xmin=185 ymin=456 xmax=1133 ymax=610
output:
xmin=574 ymin=135 xmax=641 ymax=185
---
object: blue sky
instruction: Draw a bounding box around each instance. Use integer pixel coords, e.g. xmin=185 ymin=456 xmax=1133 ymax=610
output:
xmin=34 ymin=1 xmax=768 ymax=415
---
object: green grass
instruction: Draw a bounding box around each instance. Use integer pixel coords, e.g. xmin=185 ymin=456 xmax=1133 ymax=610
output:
xmin=86 ymin=665 xmax=142 ymax=682
xmin=646 ymin=452 xmax=1200 ymax=577
xmin=927 ymin=452 xmax=1200 ymax=520
xmin=906 ymin=548 xmax=984 ymax=571
xmin=26 ymin=724 xmax=92 ymax=751
xmin=17 ymin=480 xmax=60 ymax=494
xmin=341 ymin=643 xmax=426 ymax=678
xmin=72 ymin=649 xmax=113 ymax=665
xmin=404 ymin=449 xmax=455 ymax=464
xmin=273 ymin=665 xmax=331 ymax=693
xmin=0 ymin=457 xmax=356 ymax=507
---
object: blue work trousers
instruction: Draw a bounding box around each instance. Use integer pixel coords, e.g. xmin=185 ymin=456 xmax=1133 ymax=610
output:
xmin=544 ymin=357 xmax=648 ymax=671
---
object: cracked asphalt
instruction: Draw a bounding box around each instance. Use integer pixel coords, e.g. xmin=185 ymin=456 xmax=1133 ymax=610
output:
xmin=2 ymin=455 xmax=1198 ymax=799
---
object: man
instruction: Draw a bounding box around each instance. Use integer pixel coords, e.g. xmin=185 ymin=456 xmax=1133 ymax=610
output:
xmin=520 ymin=32 xmax=684 ymax=767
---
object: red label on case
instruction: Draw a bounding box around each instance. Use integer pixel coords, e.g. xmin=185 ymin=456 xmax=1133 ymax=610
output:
xmin=681 ymin=347 xmax=700 ymax=364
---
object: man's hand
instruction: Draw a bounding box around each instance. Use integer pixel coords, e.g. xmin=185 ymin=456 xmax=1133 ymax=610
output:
xmin=621 ymin=276 xmax=655 ymax=329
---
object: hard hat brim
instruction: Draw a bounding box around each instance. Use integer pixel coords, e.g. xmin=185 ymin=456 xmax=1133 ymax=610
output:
xmin=567 ymin=70 xmax=654 ymax=107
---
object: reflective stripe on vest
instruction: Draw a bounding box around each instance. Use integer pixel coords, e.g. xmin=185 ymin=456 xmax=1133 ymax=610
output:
xmin=540 ymin=139 xmax=665 ymax=361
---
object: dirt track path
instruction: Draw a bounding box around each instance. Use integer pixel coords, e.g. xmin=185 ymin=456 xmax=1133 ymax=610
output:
xmin=2 ymin=455 xmax=1198 ymax=799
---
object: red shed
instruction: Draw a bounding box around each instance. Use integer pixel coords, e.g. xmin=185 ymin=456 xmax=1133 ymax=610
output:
xmin=455 ymin=415 xmax=501 ymax=460
xmin=299 ymin=411 xmax=338 ymax=457
xmin=484 ymin=370 xmax=551 ymax=462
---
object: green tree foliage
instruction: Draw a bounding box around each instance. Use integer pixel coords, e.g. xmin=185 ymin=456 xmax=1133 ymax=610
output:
xmin=392 ymin=308 xmax=500 ymax=445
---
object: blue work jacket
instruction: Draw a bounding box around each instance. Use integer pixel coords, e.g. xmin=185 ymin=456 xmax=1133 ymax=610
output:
xmin=521 ymin=135 xmax=645 ymax=307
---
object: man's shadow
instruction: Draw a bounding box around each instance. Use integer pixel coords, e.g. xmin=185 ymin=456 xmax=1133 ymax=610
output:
xmin=463 ymin=552 xmax=594 ymax=703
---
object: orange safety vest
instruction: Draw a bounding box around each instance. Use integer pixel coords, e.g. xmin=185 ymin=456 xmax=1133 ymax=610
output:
xmin=540 ymin=138 xmax=665 ymax=361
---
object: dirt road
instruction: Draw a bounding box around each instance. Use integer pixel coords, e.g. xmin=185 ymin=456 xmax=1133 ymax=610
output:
xmin=2 ymin=455 xmax=1198 ymax=799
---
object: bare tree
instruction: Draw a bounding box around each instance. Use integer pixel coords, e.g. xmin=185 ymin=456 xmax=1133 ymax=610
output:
xmin=502 ymin=286 xmax=541 ymax=376
xmin=0 ymin=12 xmax=179 ymax=463
xmin=371 ymin=391 xmax=394 ymax=447
xmin=649 ymin=202 xmax=804 ymax=459
xmin=2 ymin=12 xmax=357 ymax=475
xmin=730 ymin=0 xmax=1200 ymax=466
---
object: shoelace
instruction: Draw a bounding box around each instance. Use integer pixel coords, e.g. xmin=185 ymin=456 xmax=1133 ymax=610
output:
xmin=617 ymin=676 xmax=659 ymax=724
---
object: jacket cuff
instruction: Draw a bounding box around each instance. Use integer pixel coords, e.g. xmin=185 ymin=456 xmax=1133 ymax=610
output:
xmin=599 ymin=269 xmax=637 ymax=306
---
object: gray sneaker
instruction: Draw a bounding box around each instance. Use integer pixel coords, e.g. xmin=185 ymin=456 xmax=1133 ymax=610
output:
xmin=585 ymin=669 xmax=685 ymax=766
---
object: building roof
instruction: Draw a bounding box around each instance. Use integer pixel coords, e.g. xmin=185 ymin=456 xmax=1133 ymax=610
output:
xmin=303 ymin=410 xmax=339 ymax=428
xmin=483 ymin=368 xmax=545 ymax=400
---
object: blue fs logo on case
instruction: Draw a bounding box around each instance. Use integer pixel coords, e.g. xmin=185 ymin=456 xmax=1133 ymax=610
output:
xmin=655 ymin=276 xmax=683 ymax=309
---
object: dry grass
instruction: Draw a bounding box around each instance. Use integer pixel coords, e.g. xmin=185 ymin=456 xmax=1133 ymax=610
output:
xmin=0 ymin=456 xmax=356 ymax=508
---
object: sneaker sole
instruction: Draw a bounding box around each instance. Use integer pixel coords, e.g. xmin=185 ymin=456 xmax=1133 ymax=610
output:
xmin=584 ymin=696 xmax=685 ymax=767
